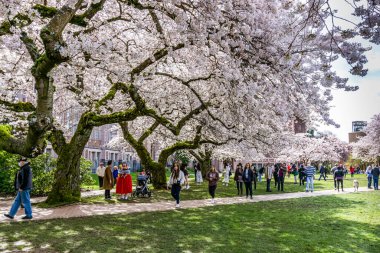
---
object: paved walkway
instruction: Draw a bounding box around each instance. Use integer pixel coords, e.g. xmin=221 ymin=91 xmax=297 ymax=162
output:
xmin=0 ymin=187 xmax=373 ymax=223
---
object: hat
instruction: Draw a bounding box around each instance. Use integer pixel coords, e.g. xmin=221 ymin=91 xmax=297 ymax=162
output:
xmin=19 ymin=157 xmax=28 ymax=162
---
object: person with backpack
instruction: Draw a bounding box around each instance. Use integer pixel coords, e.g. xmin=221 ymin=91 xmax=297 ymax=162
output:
xmin=334 ymin=164 xmax=345 ymax=192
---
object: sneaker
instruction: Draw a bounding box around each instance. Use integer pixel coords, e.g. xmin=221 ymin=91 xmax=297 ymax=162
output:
xmin=311 ymin=190 xmax=313 ymax=193
xmin=306 ymin=190 xmax=309 ymax=192
xmin=175 ymin=204 xmax=180 ymax=208
xmin=250 ymin=196 xmax=253 ymax=199
xmin=211 ymin=199 xmax=215 ymax=204
xmin=21 ymin=216 xmax=32 ymax=220
xmin=4 ymin=214 xmax=14 ymax=219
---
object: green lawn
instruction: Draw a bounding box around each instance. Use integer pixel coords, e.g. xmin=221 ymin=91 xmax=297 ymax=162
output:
xmin=79 ymin=173 xmax=369 ymax=205
xmin=1 ymin=191 xmax=379 ymax=252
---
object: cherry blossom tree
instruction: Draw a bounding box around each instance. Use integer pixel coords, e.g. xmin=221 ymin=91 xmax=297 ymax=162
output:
xmin=0 ymin=0 xmax=373 ymax=203
xmin=352 ymin=114 xmax=380 ymax=162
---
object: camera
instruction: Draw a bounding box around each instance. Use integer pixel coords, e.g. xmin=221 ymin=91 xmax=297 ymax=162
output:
xmin=177 ymin=180 xmax=181 ymax=184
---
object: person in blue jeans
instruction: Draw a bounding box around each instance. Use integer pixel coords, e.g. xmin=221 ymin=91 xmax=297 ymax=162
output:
xmin=365 ymin=165 xmax=373 ymax=189
xmin=372 ymin=165 xmax=379 ymax=190
xmin=4 ymin=157 xmax=33 ymax=220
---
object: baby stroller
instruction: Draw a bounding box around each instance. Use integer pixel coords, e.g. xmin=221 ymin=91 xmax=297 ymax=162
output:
xmin=133 ymin=175 xmax=152 ymax=198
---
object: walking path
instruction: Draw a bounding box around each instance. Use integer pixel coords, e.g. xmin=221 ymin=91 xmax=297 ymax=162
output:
xmin=0 ymin=187 xmax=373 ymax=223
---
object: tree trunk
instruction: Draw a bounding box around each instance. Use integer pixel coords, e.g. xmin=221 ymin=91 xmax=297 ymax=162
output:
xmin=47 ymin=118 xmax=92 ymax=204
xmin=46 ymin=146 xmax=83 ymax=204
xmin=149 ymin=162 xmax=167 ymax=189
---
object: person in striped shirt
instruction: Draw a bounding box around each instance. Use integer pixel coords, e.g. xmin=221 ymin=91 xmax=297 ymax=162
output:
xmin=305 ymin=163 xmax=316 ymax=192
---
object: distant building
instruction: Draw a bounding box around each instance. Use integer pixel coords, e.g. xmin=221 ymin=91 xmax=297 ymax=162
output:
xmin=348 ymin=121 xmax=367 ymax=143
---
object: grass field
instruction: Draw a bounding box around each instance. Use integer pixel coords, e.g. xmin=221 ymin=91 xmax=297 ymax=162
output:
xmin=78 ymin=172 xmax=369 ymax=205
xmin=1 ymin=191 xmax=379 ymax=252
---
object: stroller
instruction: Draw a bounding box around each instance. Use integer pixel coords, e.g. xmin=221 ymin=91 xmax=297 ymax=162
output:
xmin=133 ymin=175 xmax=152 ymax=198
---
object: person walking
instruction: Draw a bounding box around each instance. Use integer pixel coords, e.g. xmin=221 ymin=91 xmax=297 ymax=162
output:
xmin=258 ymin=166 xmax=264 ymax=182
xmin=349 ymin=165 xmax=355 ymax=178
xmin=104 ymin=160 xmax=114 ymax=200
xmin=365 ymin=165 xmax=373 ymax=189
xmin=206 ymin=166 xmax=220 ymax=203
xmin=372 ymin=165 xmax=379 ymax=190
xmin=4 ymin=157 xmax=33 ymax=220
xmin=305 ymin=163 xmax=316 ymax=193
xmin=277 ymin=164 xmax=286 ymax=192
xmin=234 ymin=164 xmax=244 ymax=196
xmin=242 ymin=163 xmax=254 ymax=199
xmin=318 ymin=165 xmax=326 ymax=181
xmin=195 ymin=163 xmax=203 ymax=184
xmin=96 ymin=162 xmax=105 ymax=189
xmin=334 ymin=165 xmax=345 ymax=192
xmin=167 ymin=164 xmax=185 ymax=208
xmin=331 ymin=164 xmax=339 ymax=190
xmin=223 ymin=163 xmax=231 ymax=186
xmin=298 ymin=164 xmax=305 ymax=186
xmin=273 ymin=164 xmax=279 ymax=189
xmin=291 ymin=164 xmax=298 ymax=184
xmin=251 ymin=165 xmax=257 ymax=190
xmin=265 ymin=164 xmax=274 ymax=192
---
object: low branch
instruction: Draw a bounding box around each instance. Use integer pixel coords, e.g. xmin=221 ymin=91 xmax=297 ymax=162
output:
xmin=0 ymin=99 xmax=36 ymax=112
xmin=138 ymin=120 xmax=160 ymax=144
xmin=20 ymin=32 xmax=40 ymax=61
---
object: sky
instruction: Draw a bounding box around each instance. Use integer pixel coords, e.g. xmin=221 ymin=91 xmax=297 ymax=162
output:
xmin=317 ymin=0 xmax=380 ymax=142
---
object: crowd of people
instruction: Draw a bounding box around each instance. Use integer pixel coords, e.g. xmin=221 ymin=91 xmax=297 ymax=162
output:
xmin=3 ymin=156 xmax=379 ymax=218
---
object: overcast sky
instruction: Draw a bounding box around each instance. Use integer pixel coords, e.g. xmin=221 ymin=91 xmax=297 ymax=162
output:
xmin=317 ymin=0 xmax=380 ymax=142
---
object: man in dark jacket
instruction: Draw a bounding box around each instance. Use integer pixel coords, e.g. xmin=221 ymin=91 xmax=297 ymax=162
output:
xmin=4 ymin=157 xmax=33 ymax=220
xmin=372 ymin=164 xmax=380 ymax=190
xmin=242 ymin=163 xmax=254 ymax=199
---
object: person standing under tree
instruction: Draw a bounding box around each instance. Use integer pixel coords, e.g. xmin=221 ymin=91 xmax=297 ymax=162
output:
xmin=195 ymin=163 xmax=203 ymax=184
xmin=291 ymin=164 xmax=298 ymax=184
xmin=167 ymin=164 xmax=185 ymax=208
xmin=372 ymin=164 xmax=379 ymax=190
xmin=365 ymin=165 xmax=373 ymax=189
xmin=234 ymin=164 xmax=244 ymax=196
xmin=206 ymin=166 xmax=220 ymax=203
xmin=4 ymin=157 xmax=33 ymax=220
xmin=299 ymin=164 xmax=305 ymax=186
xmin=223 ymin=163 xmax=231 ymax=186
xmin=277 ymin=164 xmax=286 ymax=192
xmin=104 ymin=160 xmax=114 ymax=200
xmin=334 ymin=164 xmax=344 ymax=192
xmin=265 ymin=164 xmax=274 ymax=192
xmin=251 ymin=164 xmax=257 ymax=190
xmin=242 ymin=163 xmax=254 ymax=199
xmin=318 ymin=165 xmax=327 ymax=181
xmin=180 ymin=164 xmax=190 ymax=190
xmin=305 ymin=163 xmax=316 ymax=193
xmin=96 ymin=162 xmax=105 ymax=189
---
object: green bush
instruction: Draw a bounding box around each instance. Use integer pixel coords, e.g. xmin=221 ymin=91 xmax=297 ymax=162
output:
xmin=0 ymin=151 xmax=94 ymax=196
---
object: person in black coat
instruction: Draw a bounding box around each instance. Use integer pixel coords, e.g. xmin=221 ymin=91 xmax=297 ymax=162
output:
xmin=4 ymin=157 xmax=33 ymax=220
xmin=242 ymin=163 xmax=254 ymax=199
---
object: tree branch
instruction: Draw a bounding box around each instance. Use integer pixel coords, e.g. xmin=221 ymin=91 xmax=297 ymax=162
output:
xmin=138 ymin=120 xmax=160 ymax=144
xmin=0 ymin=99 xmax=36 ymax=112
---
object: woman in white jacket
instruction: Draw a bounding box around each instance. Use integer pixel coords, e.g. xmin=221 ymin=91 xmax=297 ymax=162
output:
xmin=223 ymin=164 xmax=231 ymax=186
xmin=167 ymin=164 xmax=185 ymax=208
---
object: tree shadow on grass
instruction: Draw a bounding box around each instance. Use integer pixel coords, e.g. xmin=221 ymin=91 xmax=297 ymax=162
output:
xmin=0 ymin=192 xmax=379 ymax=253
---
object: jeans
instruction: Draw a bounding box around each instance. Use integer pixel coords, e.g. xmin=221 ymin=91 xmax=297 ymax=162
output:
xmin=306 ymin=177 xmax=314 ymax=192
xmin=253 ymin=176 xmax=257 ymax=190
xmin=368 ymin=176 xmax=373 ymax=188
xmin=373 ymin=177 xmax=379 ymax=190
xmin=336 ymin=179 xmax=343 ymax=191
xmin=244 ymin=182 xmax=252 ymax=197
xmin=171 ymin=184 xmax=181 ymax=204
xmin=266 ymin=179 xmax=271 ymax=191
xmin=277 ymin=176 xmax=284 ymax=191
xmin=258 ymin=173 xmax=262 ymax=182
xmin=236 ymin=181 xmax=243 ymax=195
xmin=299 ymin=176 xmax=304 ymax=185
xmin=209 ymin=185 xmax=217 ymax=198
xmin=9 ymin=190 xmax=32 ymax=218
xmin=318 ymin=173 xmax=326 ymax=181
